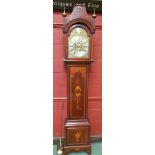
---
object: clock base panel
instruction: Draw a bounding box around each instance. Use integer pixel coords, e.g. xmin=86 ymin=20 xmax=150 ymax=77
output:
xmin=64 ymin=119 xmax=91 ymax=154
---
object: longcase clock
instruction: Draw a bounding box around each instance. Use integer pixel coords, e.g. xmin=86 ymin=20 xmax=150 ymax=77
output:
xmin=62 ymin=4 xmax=96 ymax=155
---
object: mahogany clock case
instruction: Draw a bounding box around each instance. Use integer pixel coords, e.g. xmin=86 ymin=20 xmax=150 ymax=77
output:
xmin=59 ymin=4 xmax=97 ymax=155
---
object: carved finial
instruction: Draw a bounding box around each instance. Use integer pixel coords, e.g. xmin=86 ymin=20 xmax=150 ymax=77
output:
xmin=92 ymin=7 xmax=96 ymax=19
xmin=62 ymin=7 xmax=67 ymax=17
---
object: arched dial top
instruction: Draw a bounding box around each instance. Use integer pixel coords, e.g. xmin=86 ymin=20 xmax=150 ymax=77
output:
xmin=68 ymin=27 xmax=89 ymax=58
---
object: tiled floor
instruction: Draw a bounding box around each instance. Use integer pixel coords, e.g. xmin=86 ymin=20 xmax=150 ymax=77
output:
xmin=53 ymin=142 xmax=102 ymax=155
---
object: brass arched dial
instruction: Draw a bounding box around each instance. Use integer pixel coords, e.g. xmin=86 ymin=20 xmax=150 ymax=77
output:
xmin=68 ymin=27 xmax=89 ymax=58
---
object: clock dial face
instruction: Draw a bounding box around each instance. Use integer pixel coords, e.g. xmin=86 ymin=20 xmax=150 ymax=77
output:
xmin=68 ymin=27 xmax=89 ymax=58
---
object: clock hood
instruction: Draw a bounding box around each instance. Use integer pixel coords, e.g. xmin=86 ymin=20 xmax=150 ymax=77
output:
xmin=62 ymin=4 xmax=96 ymax=34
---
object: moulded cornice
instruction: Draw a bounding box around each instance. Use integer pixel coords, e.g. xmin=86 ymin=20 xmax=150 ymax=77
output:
xmin=62 ymin=4 xmax=95 ymax=34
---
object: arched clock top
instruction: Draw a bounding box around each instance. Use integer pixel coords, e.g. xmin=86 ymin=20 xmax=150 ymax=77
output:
xmin=67 ymin=24 xmax=91 ymax=37
xmin=62 ymin=4 xmax=96 ymax=34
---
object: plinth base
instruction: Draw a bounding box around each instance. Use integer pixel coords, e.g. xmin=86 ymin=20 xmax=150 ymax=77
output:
xmin=64 ymin=144 xmax=91 ymax=155
xmin=64 ymin=119 xmax=91 ymax=154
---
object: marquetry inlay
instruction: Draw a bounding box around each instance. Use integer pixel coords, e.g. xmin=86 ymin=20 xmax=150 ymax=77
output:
xmin=69 ymin=66 xmax=87 ymax=118
xmin=74 ymin=85 xmax=82 ymax=110
xmin=75 ymin=130 xmax=81 ymax=142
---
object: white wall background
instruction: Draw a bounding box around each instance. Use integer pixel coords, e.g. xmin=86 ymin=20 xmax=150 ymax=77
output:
xmin=103 ymin=0 xmax=155 ymax=155
xmin=0 ymin=0 xmax=155 ymax=155
xmin=0 ymin=0 xmax=53 ymax=155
